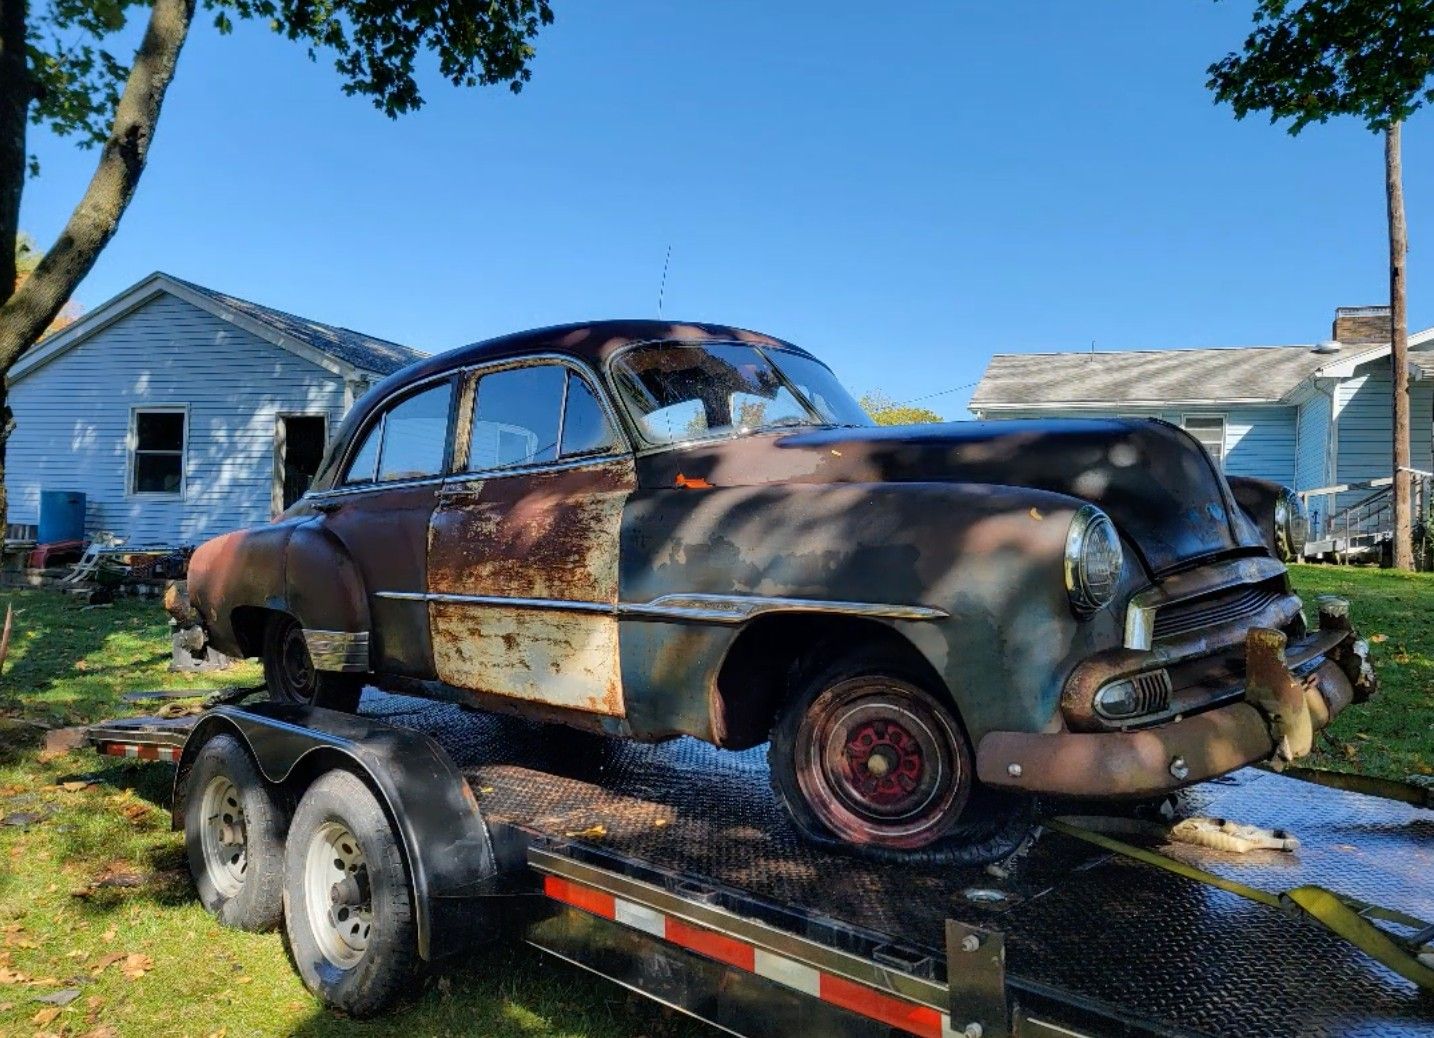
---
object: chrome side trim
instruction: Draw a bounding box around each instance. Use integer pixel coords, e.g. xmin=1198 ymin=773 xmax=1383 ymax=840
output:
xmin=302 ymin=629 xmax=370 ymax=672
xmin=623 ymin=593 xmax=948 ymax=624
xmin=374 ymin=590 xmax=947 ymax=623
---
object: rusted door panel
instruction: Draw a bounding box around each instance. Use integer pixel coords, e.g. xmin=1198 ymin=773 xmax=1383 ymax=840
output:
xmin=427 ymin=458 xmax=636 ymax=716
xmin=319 ymin=482 xmax=440 ymax=677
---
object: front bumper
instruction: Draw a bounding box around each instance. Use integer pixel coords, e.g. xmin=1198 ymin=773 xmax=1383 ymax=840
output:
xmin=976 ymin=601 xmax=1377 ymax=798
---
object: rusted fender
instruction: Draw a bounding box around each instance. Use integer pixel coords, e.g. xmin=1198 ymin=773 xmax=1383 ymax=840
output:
xmin=618 ymin=481 xmax=1142 ymax=743
xmin=188 ymin=518 xmax=370 ymax=659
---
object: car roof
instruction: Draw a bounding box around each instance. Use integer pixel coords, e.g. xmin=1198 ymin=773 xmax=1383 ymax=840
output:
xmin=392 ymin=319 xmax=815 ymax=385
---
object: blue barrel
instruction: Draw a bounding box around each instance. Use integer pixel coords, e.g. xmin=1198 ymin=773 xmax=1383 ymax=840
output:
xmin=38 ymin=490 xmax=86 ymax=543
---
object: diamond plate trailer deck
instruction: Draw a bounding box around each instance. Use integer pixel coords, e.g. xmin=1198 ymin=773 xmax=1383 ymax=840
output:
xmin=88 ymin=694 xmax=1434 ymax=1038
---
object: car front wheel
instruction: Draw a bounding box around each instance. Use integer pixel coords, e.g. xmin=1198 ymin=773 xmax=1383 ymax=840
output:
xmin=261 ymin=614 xmax=361 ymax=711
xmin=769 ymin=652 xmax=974 ymax=851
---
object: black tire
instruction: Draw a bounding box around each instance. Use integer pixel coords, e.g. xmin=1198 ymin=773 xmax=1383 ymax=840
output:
xmin=261 ymin=613 xmax=362 ymax=712
xmin=769 ymin=649 xmax=975 ymax=851
xmin=283 ymin=770 xmax=416 ymax=1017
xmin=184 ymin=734 xmax=287 ymax=931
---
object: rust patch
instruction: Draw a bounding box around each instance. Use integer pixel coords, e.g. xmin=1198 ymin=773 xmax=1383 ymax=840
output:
xmin=431 ymin=603 xmax=624 ymax=715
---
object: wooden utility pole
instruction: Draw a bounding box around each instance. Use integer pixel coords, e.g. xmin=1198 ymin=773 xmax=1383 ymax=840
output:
xmin=1387 ymin=123 xmax=1414 ymax=571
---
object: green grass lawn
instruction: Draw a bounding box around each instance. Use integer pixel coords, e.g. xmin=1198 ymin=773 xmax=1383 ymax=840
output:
xmin=0 ymin=570 xmax=1427 ymax=1037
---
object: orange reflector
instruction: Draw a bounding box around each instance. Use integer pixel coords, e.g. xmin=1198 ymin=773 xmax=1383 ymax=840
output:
xmin=819 ymin=972 xmax=944 ymax=1038
xmin=543 ymin=875 xmax=616 ymax=919
xmin=664 ymin=917 xmax=757 ymax=971
xmin=674 ymin=473 xmax=713 ymax=489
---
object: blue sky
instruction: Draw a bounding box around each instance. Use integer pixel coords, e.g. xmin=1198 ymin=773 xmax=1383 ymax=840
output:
xmin=19 ymin=1 xmax=1434 ymax=418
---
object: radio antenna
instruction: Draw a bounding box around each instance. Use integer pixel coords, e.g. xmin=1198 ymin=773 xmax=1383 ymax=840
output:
xmin=657 ymin=244 xmax=672 ymax=318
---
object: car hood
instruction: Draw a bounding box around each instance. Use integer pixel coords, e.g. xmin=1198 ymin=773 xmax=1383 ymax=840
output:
xmin=636 ymin=418 xmax=1268 ymax=576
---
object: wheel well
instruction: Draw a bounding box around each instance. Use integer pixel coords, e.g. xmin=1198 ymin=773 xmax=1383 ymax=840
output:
xmin=230 ymin=606 xmax=283 ymax=659
xmin=711 ymin=614 xmax=949 ymax=750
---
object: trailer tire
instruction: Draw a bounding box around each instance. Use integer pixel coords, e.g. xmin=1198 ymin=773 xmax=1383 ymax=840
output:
xmin=283 ymin=770 xmax=415 ymax=1017
xmin=184 ymin=734 xmax=287 ymax=932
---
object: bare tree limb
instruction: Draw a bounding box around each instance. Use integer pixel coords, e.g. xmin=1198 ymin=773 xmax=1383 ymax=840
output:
xmin=0 ymin=0 xmax=196 ymax=369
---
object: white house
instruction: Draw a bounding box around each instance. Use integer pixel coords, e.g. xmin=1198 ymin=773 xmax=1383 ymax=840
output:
xmin=7 ymin=272 xmax=425 ymax=545
xmin=969 ymin=306 xmax=1434 ymax=538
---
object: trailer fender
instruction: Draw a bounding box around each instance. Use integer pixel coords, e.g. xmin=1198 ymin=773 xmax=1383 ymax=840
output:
xmin=173 ymin=704 xmax=495 ymax=961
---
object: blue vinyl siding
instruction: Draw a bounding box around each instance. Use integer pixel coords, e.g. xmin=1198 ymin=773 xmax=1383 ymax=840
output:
xmin=981 ymin=405 xmax=1296 ymax=484
xmin=1332 ymin=361 xmax=1434 ymax=515
xmin=7 ymin=293 xmax=349 ymax=544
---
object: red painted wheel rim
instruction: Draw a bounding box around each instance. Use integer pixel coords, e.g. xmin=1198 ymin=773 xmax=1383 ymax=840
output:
xmin=794 ymin=679 xmax=967 ymax=848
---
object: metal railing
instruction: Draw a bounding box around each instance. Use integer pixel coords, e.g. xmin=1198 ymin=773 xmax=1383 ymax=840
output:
xmin=1306 ymin=468 xmax=1433 ymax=565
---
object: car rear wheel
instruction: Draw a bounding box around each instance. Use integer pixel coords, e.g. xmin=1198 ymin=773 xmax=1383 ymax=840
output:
xmin=769 ymin=652 xmax=974 ymax=851
xmin=184 ymin=734 xmax=287 ymax=931
xmin=262 ymin=614 xmax=361 ymax=712
xmin=283 ymin=770 xmax=416 ymax=1017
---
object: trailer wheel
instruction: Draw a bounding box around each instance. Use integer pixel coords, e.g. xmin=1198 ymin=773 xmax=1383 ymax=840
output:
xmin=283 ymin=770 xmax=415 ymax=1017
xmin=184 ymin=734 xmax=286 ymax=931
xmin=769 ymin=651 xmax=974 ymax=851
xmin=262 ymin=614 xmax=361 ymax=712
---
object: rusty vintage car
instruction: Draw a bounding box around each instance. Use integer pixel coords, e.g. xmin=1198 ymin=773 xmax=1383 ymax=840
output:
xmin=186 ymin=320 xmax=1376 ymax=854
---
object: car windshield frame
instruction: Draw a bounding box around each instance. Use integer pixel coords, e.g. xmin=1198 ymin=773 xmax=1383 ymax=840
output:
xmin=606 ymin=339 xmax=870 ymax=450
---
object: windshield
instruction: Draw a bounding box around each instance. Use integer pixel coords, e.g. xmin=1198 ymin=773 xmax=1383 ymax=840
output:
xmin=610 ymin=342 xmax=870 ymax=446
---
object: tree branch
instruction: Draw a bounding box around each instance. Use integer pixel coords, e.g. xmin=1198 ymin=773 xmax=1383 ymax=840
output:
xmin=0 ymin=0 xmax=28 ymax=311
xmin=0 ymin=0 xmax=195 ymax=367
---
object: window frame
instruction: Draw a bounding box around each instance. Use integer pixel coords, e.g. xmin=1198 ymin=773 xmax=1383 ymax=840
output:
xmin=456 ymin=354 xmax=630 ymax=479
xmin=332 ymin=374 xmax=459 ymax=492
xmin=127 ymin=405 xmax=188 ymax=499
xmin=1181 ymin=412 xmax=1227 ymax=468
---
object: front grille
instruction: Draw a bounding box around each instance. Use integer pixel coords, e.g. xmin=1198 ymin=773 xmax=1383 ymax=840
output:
xmin=1152 ymin=584 xmax=1285 ymax=641
xmin=1129 ymin=669 xmax=1173 ymax=715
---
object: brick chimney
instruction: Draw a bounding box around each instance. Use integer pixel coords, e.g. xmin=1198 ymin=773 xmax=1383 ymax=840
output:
xmin=1332 ymin=305 xmax=1391 ymax=343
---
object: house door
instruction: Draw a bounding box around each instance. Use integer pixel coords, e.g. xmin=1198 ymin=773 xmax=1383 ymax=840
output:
xmin=275 ymin=414 xmax=328 ymax=514
xmin=427 ymin=360 xmax=634 ymax=717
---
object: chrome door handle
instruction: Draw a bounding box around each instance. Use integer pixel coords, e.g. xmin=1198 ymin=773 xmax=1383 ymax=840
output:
xmin=312 ymin=500 xmax=343 ymax=514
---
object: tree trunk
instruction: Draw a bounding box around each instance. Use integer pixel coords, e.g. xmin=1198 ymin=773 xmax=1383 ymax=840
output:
xmin=1386 ymin=123 xmax=1413 ymax=571
xmin=0 ymin=0 xmax=28 ymax=314
xmin=0 ymin=0 xmax=194 ymax=530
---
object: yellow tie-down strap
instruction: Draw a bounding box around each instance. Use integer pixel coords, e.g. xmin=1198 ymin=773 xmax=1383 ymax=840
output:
xmin=1045 ymin=818 xmax=1434 ymax=992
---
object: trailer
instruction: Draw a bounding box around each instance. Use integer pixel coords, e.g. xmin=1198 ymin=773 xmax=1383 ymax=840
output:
xmin=87 ymin=693 xmax=1434 ymax=1038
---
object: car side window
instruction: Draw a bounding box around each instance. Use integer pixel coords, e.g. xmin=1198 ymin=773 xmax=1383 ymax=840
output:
xmin=342 ymin=422 xmax=382 ymax=485
xmin=560 ymin=372 xmax=618 ymax=458
xmin=377 ymin=382 xmax=453 ymax=481
xmin=469 ymin=365 xmax=566 ymax=470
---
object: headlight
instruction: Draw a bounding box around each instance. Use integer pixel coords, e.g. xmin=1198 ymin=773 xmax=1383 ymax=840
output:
xmin=1065 ymin=505 xmax=1123 ymax=615
xmin=1275 ymin=487 xmax=1308 ymax=561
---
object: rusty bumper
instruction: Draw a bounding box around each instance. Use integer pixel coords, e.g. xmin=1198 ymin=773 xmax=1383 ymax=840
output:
xmin=977 ymin=602 xmax=1376 ymax=798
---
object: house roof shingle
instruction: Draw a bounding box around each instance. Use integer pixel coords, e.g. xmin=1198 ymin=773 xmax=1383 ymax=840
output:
xmin=969 ymin=344 xmax=1335 ymax=409
xmin=170 ymin=276 xmax=426 ymax=376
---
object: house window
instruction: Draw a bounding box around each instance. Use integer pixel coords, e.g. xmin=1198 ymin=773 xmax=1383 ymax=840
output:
xmin=131 ymin=409 xmax=186 ymax=494
xmin=1183 ymin=414 xmax=1226 ymax=467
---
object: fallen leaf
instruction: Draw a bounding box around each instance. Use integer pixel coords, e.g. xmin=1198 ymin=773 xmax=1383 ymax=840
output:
xmin=32 ymin=1006 xmax=61 ymax=1026
xmin=1029 ymin=507 xmax=1044 ymax=520
xmin=99 ymin=929 xmax=115 ymax=944
xmin=120 ymin=953 xmax=152 ymax=980
xmin=1370 ymin=633 xmax=1388 ymax=643
xmin=0 ymin=967 xmax=27 ymax=984
xmin=59 ymin=781 xmax=91 ymax=793
xmin=563 ymin=823 xmax=607 ymax=839
xmin=72 ymin=659 xmax=89 ymax=671
xmin=81 ymin=1027 xmax=119 ymax=1038
xmin=89 ymin=953 xmax=125 ymax=976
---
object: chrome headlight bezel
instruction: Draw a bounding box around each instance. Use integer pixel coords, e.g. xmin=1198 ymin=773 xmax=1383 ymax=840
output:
xmin=1275 ymin=487 xmax=1308 ymax=560
xmin=1065 ymin=505 xmax=1123 ymax=616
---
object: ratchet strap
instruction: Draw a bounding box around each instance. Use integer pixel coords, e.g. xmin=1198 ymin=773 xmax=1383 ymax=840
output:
xmin=1256 ymin=764 xmax=1434 ymax=809
xmin=1046 ymin=817 xmax=1434 ymax=992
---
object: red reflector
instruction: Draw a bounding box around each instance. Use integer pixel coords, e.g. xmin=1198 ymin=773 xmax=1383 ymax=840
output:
xmin=819 ymin=972 xmax=944 ymax=1038
xmin=137 ymin=745 xmax=160 ymax=760
xmin=664 ymin=917 xmax=756 ymax=971
xmin=542 ymin=875 xmax=615 ymax=919
xmin=103 ymin=744 xmax=126 ymax=756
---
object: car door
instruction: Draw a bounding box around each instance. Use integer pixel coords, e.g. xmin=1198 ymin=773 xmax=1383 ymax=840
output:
xmin=312 ymin=376 xmax=456 ymax=677
xmin=426 ymin=358 xmax=636 ymax=716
